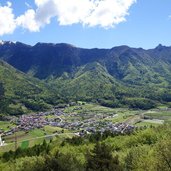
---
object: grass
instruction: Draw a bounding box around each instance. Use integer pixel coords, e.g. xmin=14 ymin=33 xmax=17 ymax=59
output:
xmin=104 ymin=115 xmax=125 ymax=123
xmin=64 ymin=103 xmax=118 ymax=114
xmin=1 ymin=129 xmax=51 ymax=152
xmin=135 ymin=121 xmax=160 ymax=127
xmin=28 ymin=129 xmax=45 ymax=137
xmin=144 ymin=111 xmax=171 ymax=120
xmin=42 ymin=115 xmax=57 ymax=119
xmin=44 ymin=126 xmax=64 ymax=134
xmin=64 ymin=103 xmax=142 ymax=124
xmin=0 ymin=143 xmax=15 ymax=153
xmin=21 ymin=140 xmax=29 ymax=149
xmin=4 ymin=131 xmax=30 ymax=143
xmin=0 ymin=121 xmax=15 ymax=131
xmin=0 ymin=125 xmax=72 ymax=153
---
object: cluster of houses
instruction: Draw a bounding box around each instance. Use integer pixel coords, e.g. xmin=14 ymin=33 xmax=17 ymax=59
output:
xmin=104 ymin=122 xmax=135 ymax=134
xmin=15 ymin=110 xmax=65 ymax=131
xmin=1 ymin=107 xmax=136 ymax=138
xmin=17 ymin=115 xmax=48 ymax=131
xmin=0 ymin=110 xmax=58 ymax=136
xmin=77 ymin=122 xmax=136 ymax=136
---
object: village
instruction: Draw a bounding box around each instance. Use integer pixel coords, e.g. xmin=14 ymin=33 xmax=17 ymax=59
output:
xmin=0 ymin=106 xmax=136 ymax=139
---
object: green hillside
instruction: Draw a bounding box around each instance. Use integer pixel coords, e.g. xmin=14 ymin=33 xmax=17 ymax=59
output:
xmin=48 ymin=62 xmax=118 ymax=100
xmin=0 ymin=42 xmax=171 ymax=113
xmin=47 ymin=62 xmax=161 ymax=109
xmin=0 ymin=61 xmax=51 ymax=115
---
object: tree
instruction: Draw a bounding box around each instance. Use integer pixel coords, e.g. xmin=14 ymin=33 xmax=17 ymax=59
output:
xmin=14 ymin=156 xmax=45 ymax=171
xmin=0 ymin=82 xmax=5 ymax=99
xmin=125 ymin=146 xmax=153 ymax=171
xmin=155 ymin=138 xmax=171 ymax=171
xmin=86 ymin=142 xmax=122 ymax=171
xmin=0 ymin=82 xmax=8 ymax=113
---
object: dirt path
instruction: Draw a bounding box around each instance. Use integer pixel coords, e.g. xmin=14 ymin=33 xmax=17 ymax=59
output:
xmin=124 ymin=114 xmax=142 ymax=125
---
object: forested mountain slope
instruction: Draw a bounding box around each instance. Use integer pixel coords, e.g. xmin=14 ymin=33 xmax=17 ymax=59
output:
xmin=0 ymin=60 xmax=51 ymax=115
xmin=0 ymin=41 xmax=171 ymax=112
xmin=0 ymin=41 xmax=171 ymax=86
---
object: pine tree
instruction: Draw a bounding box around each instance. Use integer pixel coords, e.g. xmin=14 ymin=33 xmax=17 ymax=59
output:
xmin=86 ymin=142 xmax=122 ymax=171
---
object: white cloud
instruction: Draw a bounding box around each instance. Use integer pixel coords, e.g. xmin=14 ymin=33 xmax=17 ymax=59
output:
xmin=16 ymin=0 xmax=57 ymax=32
xmin=35 ymin=0 xmax=57 ymax=26
xmin=0 ymin=0 xmax=136 ymax=35
xmin=33 ymin=0 xmax=136 ymax=29
xmin=84 ymin=0 xmax=136 ymax=28
xmin=25 ymin=2 xmax=32 ymax=9
xmin=0 ymin=2 xmax=16 ymax=35
xmin=16 ymin=9 xmax=40 ymax=32
xmin=54 ymin=0 xmax=95 ymax=25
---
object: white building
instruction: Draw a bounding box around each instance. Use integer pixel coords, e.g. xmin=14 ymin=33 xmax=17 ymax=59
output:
xmin=0 ymin=134 xmax=5 ymax=146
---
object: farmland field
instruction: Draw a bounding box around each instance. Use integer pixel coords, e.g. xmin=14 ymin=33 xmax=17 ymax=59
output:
xmin=144 ymin=110 xmax=171 ymax=120
xmin=0 ymin=121 xmax=15 ymax=131
xmin=21 ymin=140 xmax=29 ymax=149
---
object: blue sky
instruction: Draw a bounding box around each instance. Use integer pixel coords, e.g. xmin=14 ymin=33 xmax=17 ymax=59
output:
xmin=0 ymin=0 xmax=171 ymax=49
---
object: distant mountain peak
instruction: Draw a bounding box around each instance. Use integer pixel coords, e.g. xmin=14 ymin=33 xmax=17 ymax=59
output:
xmin=155 ymin=44 xmax=167 ymax=50
xmin=34 ymin=42 xmax=77 ymax=48
xmin=57 ymin=43 xmax=77 ymax=48
xmin=0 ymin=40 xmax=17 ymax=45
xmin=0 ymin=40 xmax=4 ymax=45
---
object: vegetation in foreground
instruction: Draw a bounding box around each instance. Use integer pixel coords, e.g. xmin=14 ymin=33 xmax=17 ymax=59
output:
xmin=0 ymin=124 xmax=171 ymax=171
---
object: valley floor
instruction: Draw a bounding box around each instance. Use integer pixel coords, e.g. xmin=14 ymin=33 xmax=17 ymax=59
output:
xmin=0 ymin=103 xmax=170 ymax=152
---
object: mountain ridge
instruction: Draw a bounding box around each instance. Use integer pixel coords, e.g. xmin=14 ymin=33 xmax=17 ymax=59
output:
xmin=0 ymin=41 xmax=171 ymax=113
xmin=0 ymin=41 xmax=171 ymax=80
